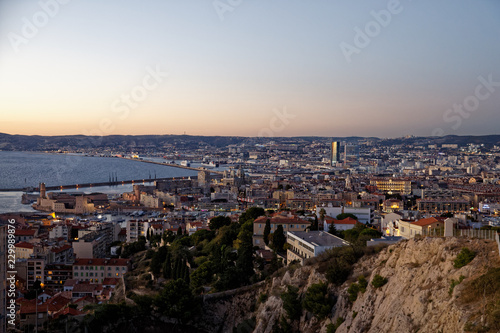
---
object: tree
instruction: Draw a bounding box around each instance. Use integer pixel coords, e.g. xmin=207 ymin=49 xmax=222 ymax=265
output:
xmin=150 ymin=246 xmax=168 ymax=277
xmin=263 ymin=219 xmax=271 ymax=245
xmin=328 ymin=222 xmax=338 ymax=236
xmin=162 ymin=252 xmax=172 ymax=279
xmin=272 ymin=225 xmax=286 ymax=252
xmin=239 ymin=207 xmax=265 ymax=224
xmin=190 ymin=261 xmax=213 ymax=289
xmin=155 ymin=279 xmax=199 ymax=324
xmin=319 ymin=208 xmax=326 ymax=222
xmin=336 ymin=213 xmax=358 ymax=221
xmin=209 ymin=216 xmax=232 ymax=231
xmin=303 ymin=282 xmax=333 ymax=319
xmin=235 ymin=221 xmax=255 ymax=285
xmin=177 ymin=226 xmax=183 ymax=236
xmin=453 ymin=247 xmax=476 ymax=268
xmin=372 ymin=274 xmax=388 ymax=288
xmin=281 ymin=286 xmax=301 ymax=321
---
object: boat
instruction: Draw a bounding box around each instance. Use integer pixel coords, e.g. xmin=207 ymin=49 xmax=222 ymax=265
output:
xmin=181 ymin=160 xmax=191 ymax=167
xmin=201 ymin=161 xmax=219 ymax=168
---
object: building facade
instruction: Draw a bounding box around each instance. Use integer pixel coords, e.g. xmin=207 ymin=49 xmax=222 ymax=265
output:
xmin=72 ymin=258 xmax=130 ymax=283
xmin=286 ymin=230 xmax=349 ymax=264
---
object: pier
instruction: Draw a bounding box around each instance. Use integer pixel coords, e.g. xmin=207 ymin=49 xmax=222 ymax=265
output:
xmin=0 ymin=158 xmax=224 ymax=192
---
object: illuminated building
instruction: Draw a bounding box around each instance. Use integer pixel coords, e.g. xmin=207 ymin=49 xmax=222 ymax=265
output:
xmin=370 ymin=178 xmax=412 ymax=195
xmin=331 ymin=141 xmax=340 ymax=165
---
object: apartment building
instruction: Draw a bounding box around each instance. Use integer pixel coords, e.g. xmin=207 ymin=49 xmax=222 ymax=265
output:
xmin=286 ymin=230 xmax=349 ymax=264
xmin=253 ymin=212 xmax=311 ymax=248
xmin=370 ymin=178 xmax=412 ymax=195
xmin=72 ymin=231 xmax=107 ymax=258
xmin=72 ymin=258 xmax=130 ymax=283
xmin=389 ymin=217 xmax=445 ymax=239
xmin=417 ymin=198 xmax=470 ymax=213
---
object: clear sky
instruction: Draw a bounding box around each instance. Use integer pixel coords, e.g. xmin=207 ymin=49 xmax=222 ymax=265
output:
xmin=1 ymin=0 xmax=499 ymax=138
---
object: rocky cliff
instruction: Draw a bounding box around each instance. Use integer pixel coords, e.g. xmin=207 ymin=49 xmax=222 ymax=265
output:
xmin=199 ymin=237 xmax=500 ymax=333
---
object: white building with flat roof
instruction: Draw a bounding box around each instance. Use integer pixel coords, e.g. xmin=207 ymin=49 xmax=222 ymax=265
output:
xmin=286 ymin=230 xmax=349 ymax=265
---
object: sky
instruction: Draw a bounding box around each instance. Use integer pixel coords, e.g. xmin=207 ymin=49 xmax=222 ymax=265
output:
xmin=0 ymin=0 xmax=499 ymax=138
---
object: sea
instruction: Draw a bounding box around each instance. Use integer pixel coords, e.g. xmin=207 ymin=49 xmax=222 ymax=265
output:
xmin=0 ymin=151 xmax=200 ymax=214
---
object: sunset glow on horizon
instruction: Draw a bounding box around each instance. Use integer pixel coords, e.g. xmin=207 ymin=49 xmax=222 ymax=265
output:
xmin=1 ymin=0 xmax=500 ymax=138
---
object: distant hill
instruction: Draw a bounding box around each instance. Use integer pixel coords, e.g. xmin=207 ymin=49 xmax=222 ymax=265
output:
xmin=0 ymin=133 xmax=499 ymax=151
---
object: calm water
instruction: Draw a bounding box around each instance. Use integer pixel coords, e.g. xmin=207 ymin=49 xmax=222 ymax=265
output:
xmin=0 ymin=151 xmax=197 ymax=213
xmin=0 ymin=151 xmax=197 ymax=189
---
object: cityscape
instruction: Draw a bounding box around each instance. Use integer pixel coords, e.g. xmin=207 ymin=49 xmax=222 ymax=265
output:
xmin=1 ymin=1 xmax=500 ymax=333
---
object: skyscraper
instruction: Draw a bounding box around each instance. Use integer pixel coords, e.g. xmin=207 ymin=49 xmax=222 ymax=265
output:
xmin=331 ymin=141 xmax=340 ymax=165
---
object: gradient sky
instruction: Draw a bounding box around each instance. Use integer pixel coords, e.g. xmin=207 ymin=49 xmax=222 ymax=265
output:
xmin=1 ymin=0 xmax=499 ymax=138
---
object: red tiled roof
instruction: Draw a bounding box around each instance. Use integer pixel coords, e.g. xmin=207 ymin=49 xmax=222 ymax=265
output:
xmin=15 ymin=229 xmax=36 ymax=236
xmin=46 ymin=295 xmax=71 ymax=312
xmin=102 ymin=278 xmax=120 ymax=286
xmin=53 ymin=307 xmax=84 ymax=319
xmin=334 ymin=217 xmax=358 ymax=225
xmin=51 ymin=244 xmax=72 ymax=253
xmin=73 ymin=284 xmax=98 ymax=293
xmin=15 ymin=242 xmax=34 ymax=249
xmin=411 ymin=217 xmax=444 ymax=227
xmin=73 ymin=258 xmax=129 ymax=266
xmin=20 ymin=300 xmax=48 ymax=314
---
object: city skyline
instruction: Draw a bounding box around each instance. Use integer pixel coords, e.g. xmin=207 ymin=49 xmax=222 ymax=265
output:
xmin=1 ymin=0 xmax=500 ymax=137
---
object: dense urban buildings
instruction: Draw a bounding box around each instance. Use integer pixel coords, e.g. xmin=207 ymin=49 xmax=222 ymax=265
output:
xmin=2 ymin=136 xmax=500 ymax=330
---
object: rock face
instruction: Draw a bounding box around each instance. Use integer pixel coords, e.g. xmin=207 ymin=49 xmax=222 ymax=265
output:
xmin=333 ymin=237 xmax=499 ymax=333
xmin=197 ymin=237 xmax=500 ymax=333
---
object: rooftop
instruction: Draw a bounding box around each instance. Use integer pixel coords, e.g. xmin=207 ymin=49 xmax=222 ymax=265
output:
xmin=287 ymin=230 xmax=349 ymax=248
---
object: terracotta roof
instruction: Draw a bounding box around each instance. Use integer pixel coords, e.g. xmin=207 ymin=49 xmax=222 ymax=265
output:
xmin=53 ymin=307 xmax=84 ymax=319
xmin=20 ymin=300 xmax=48 ymax=314
xmin=15 ymin=242 xmax=34 ymax=249
xmin=15 ymin=229 xmax=36 ymax=236
xmin=64 ymin=279 xmax=78 ymax=287
xmin=73 ymin=284 xmax=98 ymax=293
xmin=411 ymin=217 xmax=443 ymax=227
xmin=254 ymin=215 xmax=309 ymax=225
xmin=334 ymin=217 xmax=359 ymax=225
xmin=46 ymin=295 xmax=71 ymax=312
xmin=102 ymin=278 xmax=120 ymax=286
xmin=73 ymin=258 xmax=129 ymax=266
xmin=51 ymin=244 xmax=72 ymax=253
xmin=324 ymin=216 xmax=358 ymax=225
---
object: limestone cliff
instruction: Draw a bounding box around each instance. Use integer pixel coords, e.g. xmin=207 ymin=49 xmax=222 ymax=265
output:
xmin=199 ymin=237 xmax=500 ymax=333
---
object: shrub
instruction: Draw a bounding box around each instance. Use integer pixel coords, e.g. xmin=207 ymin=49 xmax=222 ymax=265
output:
xmin=347 ymin=282 xmax=360 ymax=302
xmin=372 ymin=274 xmax=388 ymax=288
xmin=258 ymin=293 xmax=268 ymax=304
xmin=281 ymin=286 xmax=301 ymax=320
xmin=303 ymin=282 xmax=333 ymax=319
xmin=448 ymin=275 xmax=465 ymax=296
xmin=357 ymin=275 xmax=368 ymax=293
xmin=327 ymin=317 xmax=345 ymax=333
xmin=453 ymin=247 xmax=476 ymax=268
